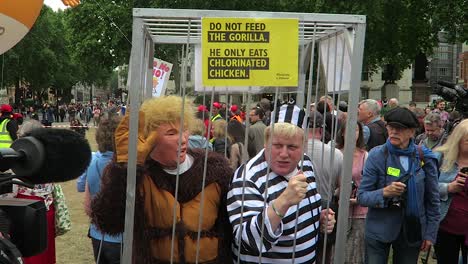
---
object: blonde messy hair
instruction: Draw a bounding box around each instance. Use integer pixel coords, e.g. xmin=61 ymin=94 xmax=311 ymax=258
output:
xmin=212 ymin=119 xmax=227 ymax=138
xmin=140 ymin=96 xmax=195 ymax=137
xmin=435 ymin=119 xmax=468 ymax=172
xmin=191 ymin=119 xmax=206 ymax=136
xmin=264 ymin=122 xmax=304 ymax=145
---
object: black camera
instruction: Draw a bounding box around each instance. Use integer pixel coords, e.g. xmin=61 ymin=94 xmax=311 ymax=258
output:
xmin=0 ymin=137 xmax=51 ymax=261
xmin=388 ymin=199 xmax=404 ymax=209
xmin=433 ymin=81 xmax=468 ymax=118
xmin=0 ymin=128 xmax=91 ymax=262
xmin=387 ymin=173 xmax=411 ymax=209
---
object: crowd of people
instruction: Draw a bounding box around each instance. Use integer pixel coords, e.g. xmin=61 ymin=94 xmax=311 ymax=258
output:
xmin=10 ymin=99 xmax=126 ymax=127
xmin=0 ymin=93 xmax=467 ymax=264
xmin=85 ymin=95 xmax=466 ymax=264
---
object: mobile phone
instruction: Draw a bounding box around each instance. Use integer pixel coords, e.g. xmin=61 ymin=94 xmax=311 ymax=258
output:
xmin=460 ymin=167 xmax=468 ymax=175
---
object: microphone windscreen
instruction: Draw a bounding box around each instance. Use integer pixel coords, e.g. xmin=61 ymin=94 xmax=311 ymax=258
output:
xmin=437 ymin=80 xmax=455 ymax=88
xmin=24 ymin=128 xmax=92 ymax=184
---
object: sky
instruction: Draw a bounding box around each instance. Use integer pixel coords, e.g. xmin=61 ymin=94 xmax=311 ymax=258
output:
xmin=44 ymin=0 xmax=68 ymax=11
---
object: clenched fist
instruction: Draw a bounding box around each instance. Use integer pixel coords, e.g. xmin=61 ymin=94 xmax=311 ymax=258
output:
xmin=320 ymin=208 xmax=336 ymax=234
xmin=383 ymin=182 xmax=406 ymax=198
xmin=279 ymin=173 xmax=308 ymax=207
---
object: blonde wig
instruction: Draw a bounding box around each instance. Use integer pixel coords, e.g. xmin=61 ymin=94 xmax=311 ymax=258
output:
xmin=435 ymin=119 xmax=468 ymax=172
xmin=140 ymin=96 xmax=195 ymax=137
xmin=264 ymin=122 xmax=304 ymax=146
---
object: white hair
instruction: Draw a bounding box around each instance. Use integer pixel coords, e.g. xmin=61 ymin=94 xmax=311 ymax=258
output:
xmin=360 ymin=99 xmax=381 ymax=116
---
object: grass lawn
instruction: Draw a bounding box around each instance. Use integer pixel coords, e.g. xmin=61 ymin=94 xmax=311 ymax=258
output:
xmin=55 ymin=127 xmax=97 ymax=264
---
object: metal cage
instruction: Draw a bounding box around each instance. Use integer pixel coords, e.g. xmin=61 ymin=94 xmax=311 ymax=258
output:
xmin=123 ymin=8 xmax=366 ymax=264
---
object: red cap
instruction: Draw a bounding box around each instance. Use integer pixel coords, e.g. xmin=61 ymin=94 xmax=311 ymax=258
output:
xmin=197 ymin=105 xmax=208 ymax=112
xmin=212 ymin=102 xmax=221 ymax=109
xmin=230 ymin=105 xmax=238 ymax=112
xmin=0 ymin=104 xmax=13 ymax=113
xmin=13 ymin=113 xmax=23 ymax=119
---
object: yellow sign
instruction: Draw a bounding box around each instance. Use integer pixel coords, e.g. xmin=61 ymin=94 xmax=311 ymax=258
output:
xmin=202 ymin=18 xmax=298 ymax=87
xmin=387 ymin=167 xmax=401 ymax=177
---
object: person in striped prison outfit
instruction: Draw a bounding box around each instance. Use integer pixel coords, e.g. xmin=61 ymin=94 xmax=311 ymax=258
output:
xmin=227 ymin=103 xmax=336 ymax=264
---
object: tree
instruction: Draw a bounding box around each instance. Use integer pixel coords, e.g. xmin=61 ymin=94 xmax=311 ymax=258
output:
xmin=62 ymin=0 xmax=468 ymax=86
xmin=50 ymin=10 xmax=81 ymax=99
xmin=110 ymin=70 xmax=119 ymax=92
xmin=5 ymin=6 xmax=78 ymax=103
xmin=64 ymin=0 xmax=132 ymax=81
xmin=313 ymin=0 xmax=467 ymax=82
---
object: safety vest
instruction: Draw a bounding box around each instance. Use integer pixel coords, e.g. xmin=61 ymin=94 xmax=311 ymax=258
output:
xmin=211 ymin=114 xmax=222 ymax=122
xmin=230 ymin=114 xmax=242 ymax=123
xmin=0 ymin=119 xmax=13 ymax=148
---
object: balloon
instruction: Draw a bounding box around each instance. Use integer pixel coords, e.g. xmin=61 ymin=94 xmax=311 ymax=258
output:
xmin=0 ymin=0 xmax=44 ymax=55
xmin=62 ymin=0 xmax=81 ymax=8
xmin=0 ymin=0 xmax=80 ymax=55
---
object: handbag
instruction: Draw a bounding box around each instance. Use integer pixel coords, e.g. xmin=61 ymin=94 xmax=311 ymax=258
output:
xmin=52 ymin=184 xmax=71 ymax=236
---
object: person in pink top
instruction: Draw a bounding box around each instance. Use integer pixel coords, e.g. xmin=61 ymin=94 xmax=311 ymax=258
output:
xmin=336 ymin=121 xmax=368 ymax=264
xmin=432 ymin=99 xmax=449 ymax=125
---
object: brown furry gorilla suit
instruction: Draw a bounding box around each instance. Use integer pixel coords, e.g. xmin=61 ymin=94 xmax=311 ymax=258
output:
xmin=91 ymin=149 xmax=233 ymax=264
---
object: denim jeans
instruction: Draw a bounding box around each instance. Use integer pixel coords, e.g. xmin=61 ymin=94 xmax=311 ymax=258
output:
xmin=91 ymin=238 xmax=122 ymax=264
xmin=365 ymin=231 xmax=421 ymax=264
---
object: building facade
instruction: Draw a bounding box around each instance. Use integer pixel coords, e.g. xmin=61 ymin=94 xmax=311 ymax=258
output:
xmin=459 ymin=43 xmax=468 ymax=88
xmin=428 ymin=33 xmax=462 ymax=87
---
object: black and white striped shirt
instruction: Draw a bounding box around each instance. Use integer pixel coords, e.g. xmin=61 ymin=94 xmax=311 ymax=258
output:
xmin=227 ymin=149 xmax=322 ymax=264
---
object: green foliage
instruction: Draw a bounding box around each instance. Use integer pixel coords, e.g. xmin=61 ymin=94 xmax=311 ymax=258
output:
xmin=64 ymin=0 xmax=132 ymax=72
xmin=147 ymin=0 xmax=468 ymax=81
xmin=2 ymin=6 xmax=77 ymax=102
xmin=3 ymin=0 xmax=466 ymax=101
xmin=50 ymin=10 xmax=79 ymax=96
xmin=312 ymin=0 xmax=467 ymax=80
xmin=431 ymin=0 xmax=468 ymax=42
xmin=118 ymin=65 xmax=128 ymax=85
xmin=110 ymin=71 xmax=119 ymax=91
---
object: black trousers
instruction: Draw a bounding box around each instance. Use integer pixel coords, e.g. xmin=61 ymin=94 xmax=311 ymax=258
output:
xmin=434 ymin=229 xmax=467 ymax=264
xmin=91 ymin=237 xmax=122 ymax=264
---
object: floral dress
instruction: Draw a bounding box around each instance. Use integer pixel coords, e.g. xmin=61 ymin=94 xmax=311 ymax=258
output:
xmin=15 ymin=183 xmax=55 ymax=210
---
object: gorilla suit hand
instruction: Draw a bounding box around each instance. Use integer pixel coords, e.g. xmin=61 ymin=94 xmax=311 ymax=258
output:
xmin=114 ymin=111 xmax=158 ymax=165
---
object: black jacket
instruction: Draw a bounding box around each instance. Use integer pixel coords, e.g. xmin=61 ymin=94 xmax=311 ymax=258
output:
xmin=366 ymin=119 xmax=387 ymax=151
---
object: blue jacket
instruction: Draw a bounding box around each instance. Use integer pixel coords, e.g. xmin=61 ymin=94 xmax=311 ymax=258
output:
xmin=357 ymin=144 xmax=440 ymax=243
xmin=76 ymin=152 xmax=95 ymax=192
xmin=83 ymin=151 xmax=122 ymax=243
xmin=438 ymin=163 xmax=459 ymax=221
xmin=188 ymin=135 xmax=212 ymax=150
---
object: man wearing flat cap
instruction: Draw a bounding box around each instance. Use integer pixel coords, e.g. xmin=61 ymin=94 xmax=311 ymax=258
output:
xmin=357 ymin=107 xmax=440 ymax=263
